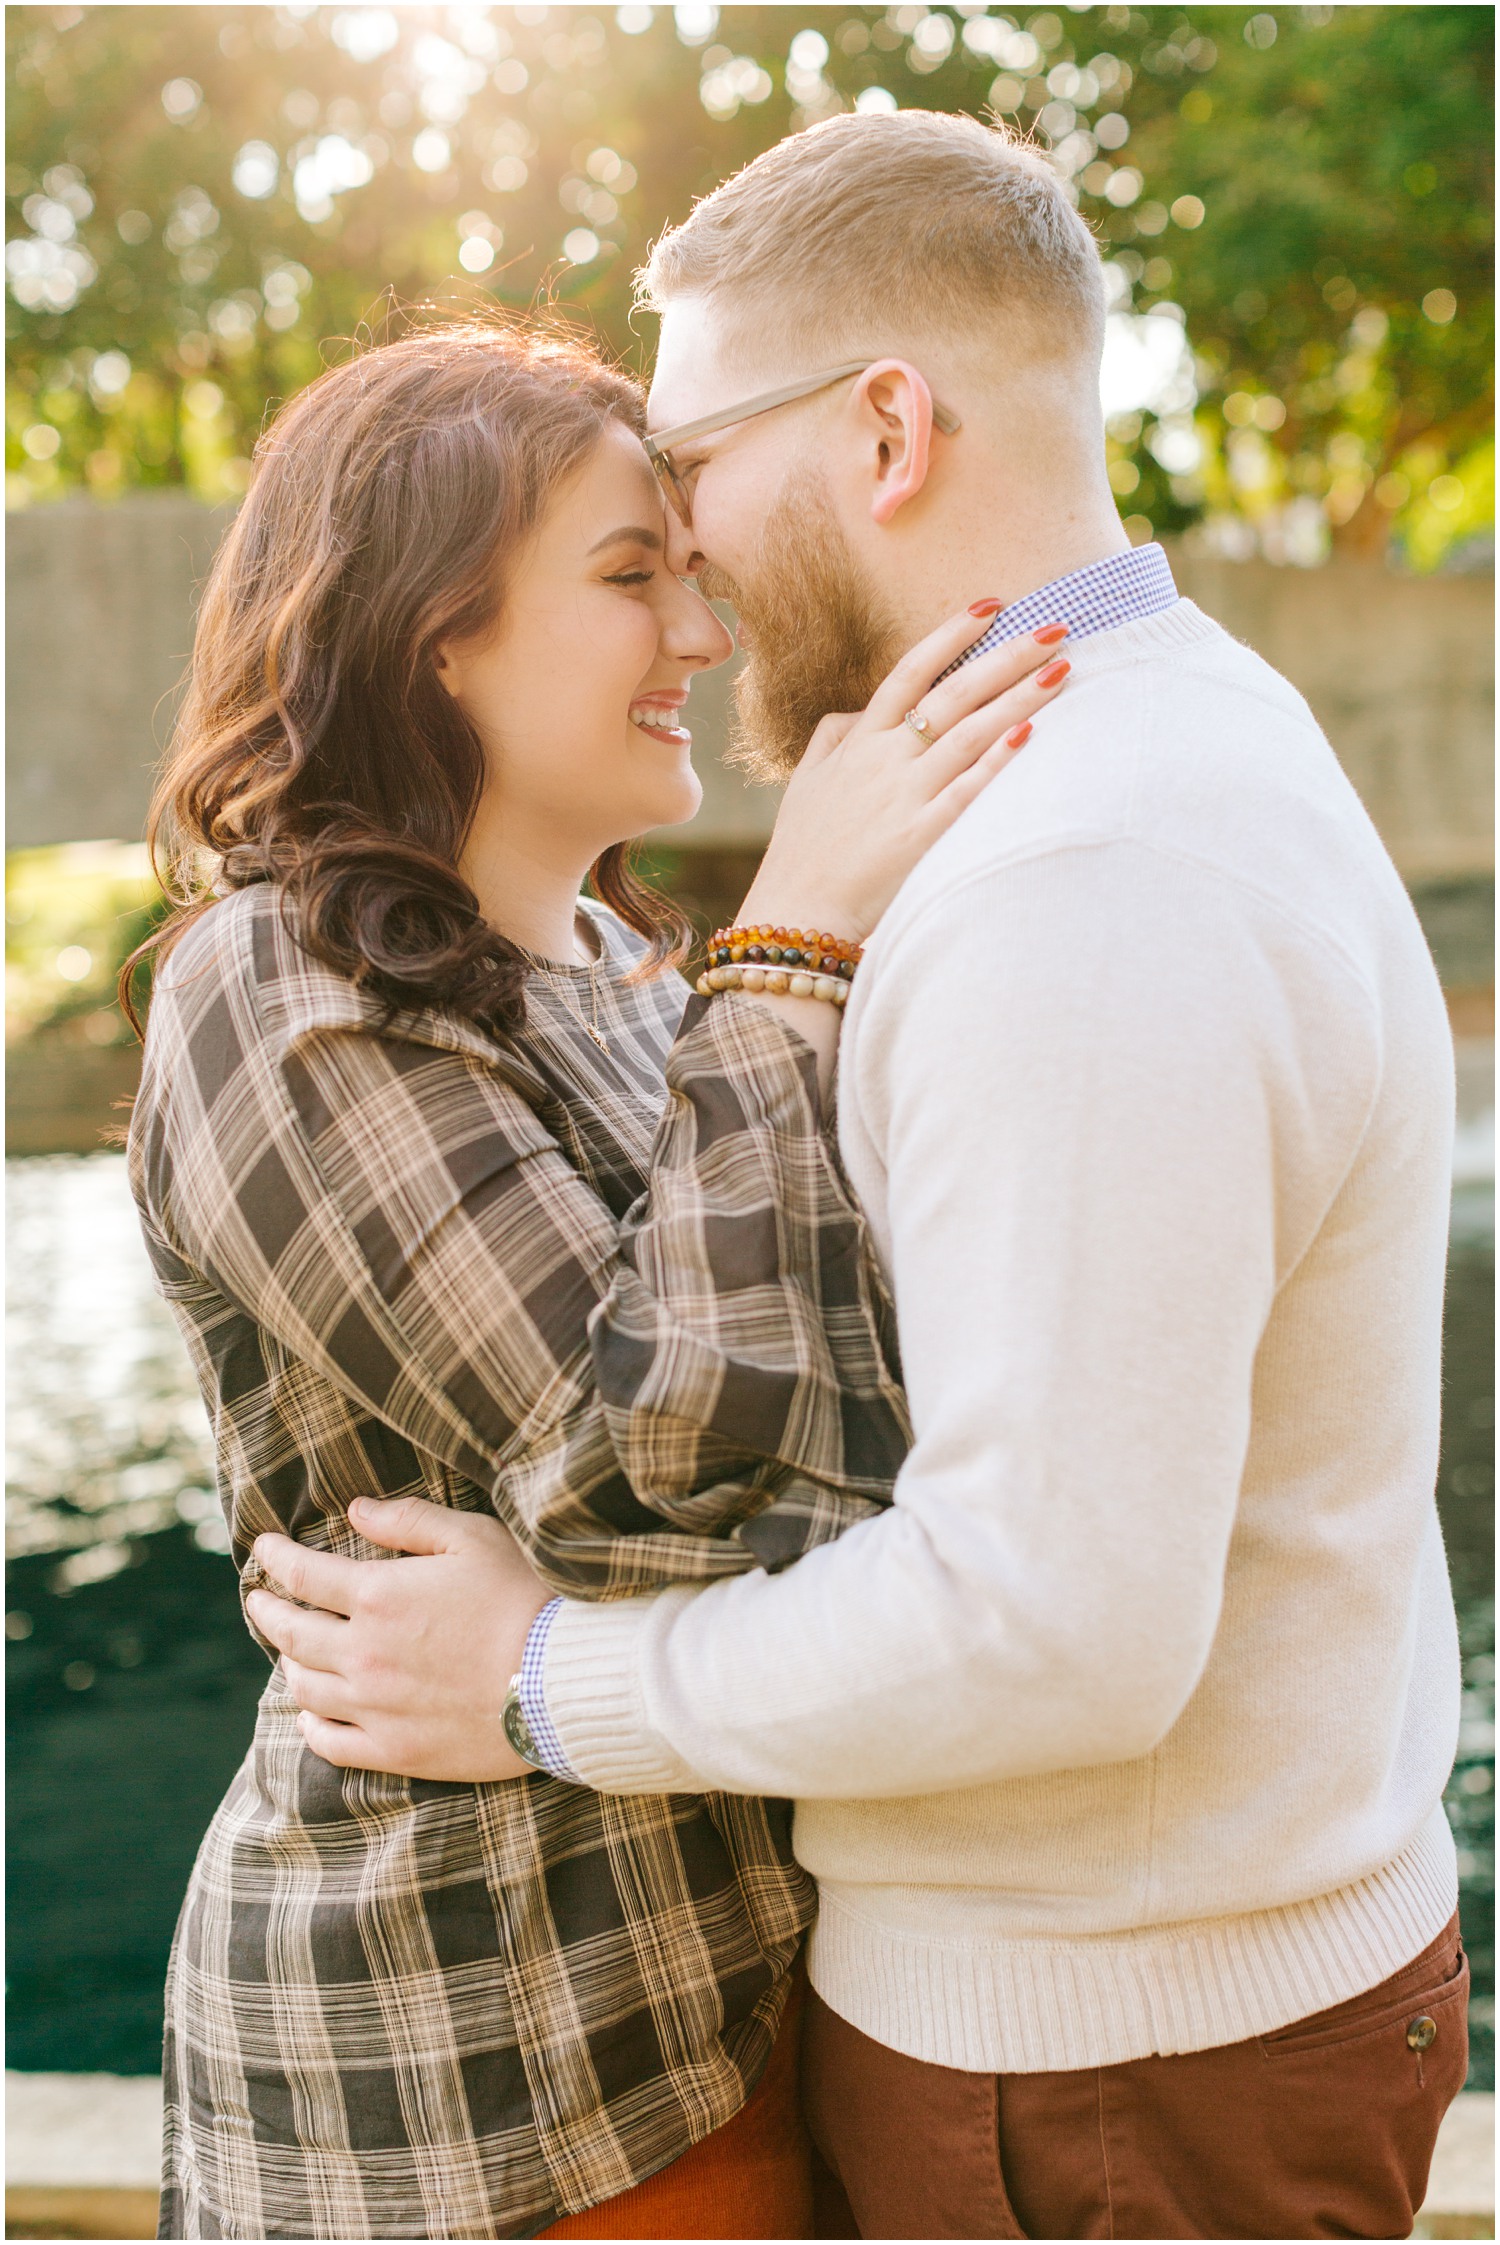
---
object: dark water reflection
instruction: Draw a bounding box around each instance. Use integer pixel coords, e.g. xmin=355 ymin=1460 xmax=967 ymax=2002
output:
xmin=6 ymin=1156 xmax=1494 ymax=2086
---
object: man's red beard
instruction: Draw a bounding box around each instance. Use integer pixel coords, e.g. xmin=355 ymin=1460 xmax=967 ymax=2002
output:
xmin=696 ymin=476 xmax=900 ymax=784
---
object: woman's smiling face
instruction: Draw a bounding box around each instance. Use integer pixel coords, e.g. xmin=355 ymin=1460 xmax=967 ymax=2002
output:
xmin=436 ymin=419 xmax=733 ymax=866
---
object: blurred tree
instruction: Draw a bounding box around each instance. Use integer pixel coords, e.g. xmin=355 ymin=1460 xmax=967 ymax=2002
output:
xmin=1112 ymin=5 xmax=1494 ymax=562
xmin=6 ymin=3 xmax=1492 ymax=566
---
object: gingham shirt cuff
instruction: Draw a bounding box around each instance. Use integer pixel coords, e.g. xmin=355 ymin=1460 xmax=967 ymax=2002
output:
xmin=517 ymin=1597 xmax=579 ymax=1781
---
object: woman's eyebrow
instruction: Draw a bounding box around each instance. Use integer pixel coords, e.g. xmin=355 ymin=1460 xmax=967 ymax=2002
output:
xmin=587 ymin=523 xmax=664 ymax=556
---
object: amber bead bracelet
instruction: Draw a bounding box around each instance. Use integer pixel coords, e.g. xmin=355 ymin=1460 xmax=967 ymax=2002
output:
xmin=706 ymin=925 xmax=864 ymax=974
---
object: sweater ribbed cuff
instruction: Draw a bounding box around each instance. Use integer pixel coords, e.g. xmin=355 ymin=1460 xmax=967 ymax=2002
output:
xmin=542 ymin=1588 xmax=703 ymax=1795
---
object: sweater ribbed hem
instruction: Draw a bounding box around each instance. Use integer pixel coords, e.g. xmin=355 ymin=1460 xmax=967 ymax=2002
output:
xmin=807 ymin=1802 xmax=1459 ymax=2072
xmin=544 ymin=1589 xmax=700 ymax=1794
xmin=544 ymin=1603 xmax=1459 ymax=2074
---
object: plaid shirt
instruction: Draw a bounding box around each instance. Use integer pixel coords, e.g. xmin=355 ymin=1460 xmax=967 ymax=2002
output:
xmin=129 ymin=883 xmax=908 ymax=2240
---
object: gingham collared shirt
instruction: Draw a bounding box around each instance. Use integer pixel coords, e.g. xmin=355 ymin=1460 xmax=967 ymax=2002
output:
xmin=130 ymin=883 xmax=907 ymax=2240
xmin=938 ymin=540 xmax=1178 ymax=678
xmin=519 ymin=540 xmax=1182 ymax=1782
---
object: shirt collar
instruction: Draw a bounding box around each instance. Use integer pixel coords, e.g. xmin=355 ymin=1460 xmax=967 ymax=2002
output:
xmin=947 ymin=543 xmax=1178 ymax=679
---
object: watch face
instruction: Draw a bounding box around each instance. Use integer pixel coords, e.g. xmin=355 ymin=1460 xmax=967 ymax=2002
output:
xmin=503 ymin=1689 xmax=541 ymax=1768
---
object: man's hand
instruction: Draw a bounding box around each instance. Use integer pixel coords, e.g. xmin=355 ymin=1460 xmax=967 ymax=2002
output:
xmin=246 ymin=1497 xmax=552 ymax=1782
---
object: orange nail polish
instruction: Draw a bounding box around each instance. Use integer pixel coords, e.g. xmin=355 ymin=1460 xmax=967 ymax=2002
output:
xmin=1006 ymin=721 xmax=1032 ymax=749
xmin=1036 ymin=658 xmax=1070 ymax=688
xmin=1033 ymin=622 xmax=1069 ymax=644
xmin=968 ymin=597 xmax=1003 ymax=616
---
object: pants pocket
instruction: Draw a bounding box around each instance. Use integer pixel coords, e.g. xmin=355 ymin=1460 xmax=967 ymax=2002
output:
xmin=1260 ymin=1923 xmax=1468 ymax=2062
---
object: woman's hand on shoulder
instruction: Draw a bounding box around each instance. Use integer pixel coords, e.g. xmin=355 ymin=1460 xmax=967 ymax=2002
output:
xmin=743 ymin=609 xmax=1071 ymax=947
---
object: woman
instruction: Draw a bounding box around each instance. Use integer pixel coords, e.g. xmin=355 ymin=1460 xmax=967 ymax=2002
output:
xmin=125 ymin=318 xmax=1067 ymax=2241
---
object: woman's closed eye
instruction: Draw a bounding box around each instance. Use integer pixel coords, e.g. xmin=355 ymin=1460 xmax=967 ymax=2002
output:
xmin=604 ymin=568 xmax=656 ymax=588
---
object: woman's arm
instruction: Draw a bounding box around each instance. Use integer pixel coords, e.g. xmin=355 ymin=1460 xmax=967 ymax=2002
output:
xmin=154 ymin=904 xmax=905 ymax=1597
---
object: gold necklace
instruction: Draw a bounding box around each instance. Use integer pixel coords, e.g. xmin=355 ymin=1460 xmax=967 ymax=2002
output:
xmin=554 ymin=959 xmax=610 ymax=1054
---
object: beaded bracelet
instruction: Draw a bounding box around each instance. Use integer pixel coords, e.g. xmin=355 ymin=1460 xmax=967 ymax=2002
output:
xmin=696 ymin=922 xmax=864 ymax=1007
xmin=706 ymin=924 xmax=864 ymax=978
xmin=695 ymin=960 xmax=851 ymax=1006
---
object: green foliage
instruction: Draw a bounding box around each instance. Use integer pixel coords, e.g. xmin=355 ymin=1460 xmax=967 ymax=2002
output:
xmin=1115 ymin=5 xmax=1494 ymax=559
xmin=6 ymin=3 xmax=1492 ymax=564
xmin=5 ymin=842 xmax=164 ymax=1047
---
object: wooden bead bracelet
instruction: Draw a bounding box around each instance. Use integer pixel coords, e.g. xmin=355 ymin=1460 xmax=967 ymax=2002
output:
xmin=695 ymin=960 xmax=851 ymax=1006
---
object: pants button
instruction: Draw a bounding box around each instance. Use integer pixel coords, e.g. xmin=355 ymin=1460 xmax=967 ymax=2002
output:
xmin=1406 ymin=2014 xmax=1438 ymax=2050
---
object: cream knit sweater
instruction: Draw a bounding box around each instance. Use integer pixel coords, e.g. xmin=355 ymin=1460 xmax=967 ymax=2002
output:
xmin=544 ymin=600 xmax=1462 ymax=2071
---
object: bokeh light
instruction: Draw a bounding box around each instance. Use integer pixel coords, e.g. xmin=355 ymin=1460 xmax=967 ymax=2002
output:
xmin=2 ymin=3 xmax=1489 ymax=570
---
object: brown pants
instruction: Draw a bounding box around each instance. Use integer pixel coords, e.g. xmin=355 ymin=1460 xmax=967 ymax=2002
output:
xmin=804 ymin=1915 xmax=1469 ymax=2240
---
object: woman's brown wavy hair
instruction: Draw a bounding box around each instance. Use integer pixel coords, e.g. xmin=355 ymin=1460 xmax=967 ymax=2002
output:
xmin=120 ymin=316 xmax=690 ymax=1040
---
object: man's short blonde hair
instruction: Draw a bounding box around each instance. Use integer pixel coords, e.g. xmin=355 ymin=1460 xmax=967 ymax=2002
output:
xmin=638 ymin=110 xmax=1105 ymax=370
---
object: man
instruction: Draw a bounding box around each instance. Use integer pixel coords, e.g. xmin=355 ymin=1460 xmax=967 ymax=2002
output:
xmin=251 ymin=113 xmax=1467 ymax=2238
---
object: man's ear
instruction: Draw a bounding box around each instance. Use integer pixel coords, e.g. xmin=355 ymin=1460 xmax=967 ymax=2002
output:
xmin=853 ymin=359 xmax=936 ymax=526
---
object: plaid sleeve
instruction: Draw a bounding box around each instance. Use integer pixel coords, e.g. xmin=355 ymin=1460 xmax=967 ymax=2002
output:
xmin=149 ymin=897 xmax=906 ymax=1596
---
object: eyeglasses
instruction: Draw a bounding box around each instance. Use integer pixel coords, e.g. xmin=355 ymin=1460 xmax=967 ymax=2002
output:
xmin=642 ymin=358 xmax=963 ymax=528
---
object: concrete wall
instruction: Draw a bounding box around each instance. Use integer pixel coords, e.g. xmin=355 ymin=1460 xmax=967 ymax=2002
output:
xmin=7 ymin=500 xmax=233 ymax=852
xmin=1170 ymin=552 xmax=1493 ymax=884
xmin=6 ymin=497 xmax=1493 ymax=881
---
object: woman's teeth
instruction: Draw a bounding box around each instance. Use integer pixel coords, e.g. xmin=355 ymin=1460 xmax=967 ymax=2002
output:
xmin=629 ymin=703 xmax=689 ymax=738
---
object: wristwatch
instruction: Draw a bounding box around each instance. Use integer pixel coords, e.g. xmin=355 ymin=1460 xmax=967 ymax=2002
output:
xmin=502 ymin=1673 xmax=547 ymax=1771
